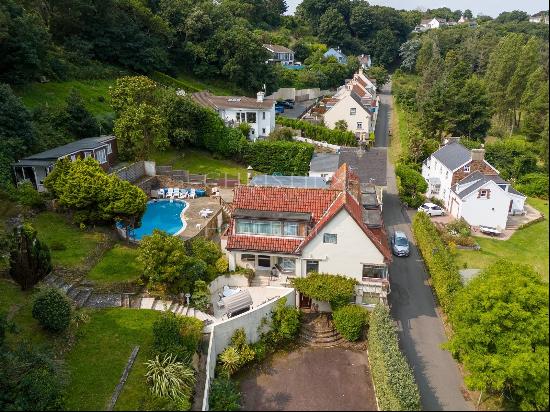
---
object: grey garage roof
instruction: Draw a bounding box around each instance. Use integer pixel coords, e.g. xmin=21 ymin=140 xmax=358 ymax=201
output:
xmin=24 ymin=135 xmax=115 ymax=161
xmin=431 ymin=142 xmax=471 ymax=171
xmin=12 ymin=159 xmax=55 ymax=168
xmin=309 ymin=153 xmax=340 ymax=173
xmin=250 ymin=175 xmax=328 ymax=189
xmin=338 ymin=147 xmax=387 ymax=187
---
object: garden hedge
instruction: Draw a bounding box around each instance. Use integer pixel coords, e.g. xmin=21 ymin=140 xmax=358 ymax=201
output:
xmin=291 ymin=273 xmax=357 ymax=310
xmin=243 ymin=140 xmax=314 ymax=176
xmin=276 ymin=117 xmax=357 ymax=146
xmin=333 ymin=305 xmax=369 ymax=341
xmin=368 ymin=304 xmax=421 ymax=411
xmin=412 ymin=212 xmax=463 ymax=313
xmin=32 ymin=288 xmax=71 ymax=333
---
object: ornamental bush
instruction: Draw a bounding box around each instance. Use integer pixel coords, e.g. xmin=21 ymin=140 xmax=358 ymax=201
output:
xmin=263 ymin=298 xmax=301 ymax=346
xmin=395 ymin=163 xmax=427 ymax=208
xmin=368 ymin=304 xmax=421 ymax=411
xmin=187 ymin=237 xmax=222 ymax=266
xmin=412 ymin=213 xmax=463 ymax=313
xmin=209 ymin=377 xmax=241 ymax=411
xmin=215 ymin=256 xmax=229 ymax=274
xmin=32 ymin=288 xmax=71 ymax=333
xmin=332 ymin=305 xmax=369 ymax=341
xmin=152 ymin=313 xmax=203 ymax=362
xmin=291 ymin=273 xmax=357 ymax=310
xmin=242 ymin=140 xmax=314 ymax=176
xmin=276 ymin=117 xmax=357 ymax=146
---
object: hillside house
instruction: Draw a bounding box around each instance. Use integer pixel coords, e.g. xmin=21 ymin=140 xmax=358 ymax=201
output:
xmin=222 ymin=164 xmax=392 ymax=307
xmin=192 ymin=91 xmax=275 ymax=140
xmin=12 ymin=135 xmax=117 ymax=192
xmin=324 ymin=47 xmax=347 ymax=64
xmin=358 ymin=54 xmax=372 ymax=70
xmin=263 ymin=44 xmax=295 ymax=65
xmin=529 ymin=11 xmax=549 ymax=24
xmin=421 ymin=139 xmax=526 ymax=229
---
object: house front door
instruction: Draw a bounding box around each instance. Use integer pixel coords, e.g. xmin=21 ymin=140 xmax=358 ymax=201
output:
xmin=299 ymin=293 xmax=312 ymax=309
xmin=257 ymin=255 xmax=271 ymax=269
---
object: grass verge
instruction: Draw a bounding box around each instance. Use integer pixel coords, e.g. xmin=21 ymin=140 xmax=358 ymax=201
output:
xmin=454 ymin=198 xmax=549 ymax=280
xmin=151 ymin=147 xmax=249 ymax=182
xmin=65 ymin=308 xmax=161 ymax=411
xmin=32 ymin=212 xmax=108 ymax=269
xmin=87 ymin=244 xmax=142 ymax=284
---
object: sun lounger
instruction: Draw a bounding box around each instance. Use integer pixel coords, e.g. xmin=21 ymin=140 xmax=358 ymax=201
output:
xmin=166 ymin=188 xmax=174 ymax=198
xmin=178 ymin=190 xmax=187 ymax=199
xmin=189 ymin=188 xmax=196 ymax=199
xmin=157 ymin=189 xmax=165 ymax=198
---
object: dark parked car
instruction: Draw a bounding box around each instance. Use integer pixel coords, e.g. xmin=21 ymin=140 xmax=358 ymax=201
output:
xmin=275 ymin=103 xmax=285 ymax=113
xmin=277 ymin=100 xmax=294 ymax=109
xmin=391 ymin=230 xmax=410 ymax=257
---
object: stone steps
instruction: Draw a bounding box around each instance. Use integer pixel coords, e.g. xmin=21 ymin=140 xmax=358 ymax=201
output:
xmin=299 ymin=313 xmax=345 ymax=347
xmin=74 ymin=288 xmax=93 ymax=307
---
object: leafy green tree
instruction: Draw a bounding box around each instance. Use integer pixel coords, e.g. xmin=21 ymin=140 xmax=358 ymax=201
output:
xmin=109 ymin=76 xmax=159 ymax=115
xmin=188 ymin=237 xmax=222 ymax=266
xmin=395 ymin=163 xmax=428 ymax=208
xmin=0 ymin=84 xmax=35 ymax=187
xmin=113 ymin=102 xmax=169 ymax=160
xmin=0 ymin=0 xmax=50 ymax=84
xmin=190 ymin=280 xmax=210 ymax=312
xmin=463 ymin=9 xmax=473 ymax=19
xmin=399 ymin=39 xmax=421 ymax=72
xmin=485 ymin=138 xmax=539 ymax=180
xmin=367 ymin=28 xmax=400 ymax=67
xmin=495 ymin=10 xmax=529 ymax=23
xmin=446 ymin=261 xmax=549 ymax=411
xmin=318 ymin=8 xmax=350 ymax=48
xmin=9 ymin=223 xmax=52 ymax=291
xmin=366 ymin=65 xmax=389 ymax=88
xmin=521 ymin=67 xmax=549 ymax=142
xmin=64 ymin=88 xmax=99 ymax=138
xmin=451 ymin=75 xmax=492 ymax=139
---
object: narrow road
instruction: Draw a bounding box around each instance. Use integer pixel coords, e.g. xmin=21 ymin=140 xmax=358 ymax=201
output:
xmin=375 ymin=83 xmax=473 ymax=411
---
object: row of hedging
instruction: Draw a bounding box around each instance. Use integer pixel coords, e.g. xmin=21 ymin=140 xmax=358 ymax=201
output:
xmin=276 ymin=117 xmax=357 ymax=147
xmin=412 ymin=212 xmax=463 ymax=313
xmin=368 ymin=304 xmax=421 ymax=411
xmin=242 ymin=140 xmax=314 ymax=176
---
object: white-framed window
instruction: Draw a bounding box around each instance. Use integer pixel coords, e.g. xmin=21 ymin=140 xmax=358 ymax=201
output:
xmin=278 ymin=257 xmax=296 ymax=272
xmin=262 ymin=112 xmax=266 ymax=120
xmin=95 ymin=149 xmax=107 ymax=164
xmin=306 ymin=260 xmax=319 ymax=273
xmin=241 ymin=254 xmax=256 ymax=262
xmin=357 ymin=122 xmax=363 ymax=130
xmin=464 ymin=165 xmax=470 ymax=173
xmin=236 ymin=220 xmax=282 ymax=236
xmin=84 ymin=151 xmax=92 ymax=158
xmin=323 ymin=233 xmax=337 ymax=244
xmin=362 ymin=291 xmax=379 ymax=305
xmin=70 ymin=154 xmax=76 ymax=161
xmin=283 ymin=222 xmax=298 ymax=236
xmin=362 ymin=264 xmax=386 ymax=279
xmin=262 ymin=128 xmax=266 ymax=134
xmin=350 ymin=108 xmax=356 ymax=115
xmin=479 ymin=189 xmax=488 ymax=198
xmin=246 ymin=112 xmax=257 ymax=123
xmin=107 ymin=144 xmax=112 ymax=154
xmin=236 ymin=112 xmax=245 ymax=122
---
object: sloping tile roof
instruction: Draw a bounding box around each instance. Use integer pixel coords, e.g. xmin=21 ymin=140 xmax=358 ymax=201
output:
xmin=23 ymin=135 xmax=115 ymax=161
xmin=227 ymin=164 xmax=392 ymax=260
xmin=263 ymin=44 xmax=294 ymax=54
xmin=192 ymin=91 xmax=274 ymax=110
xmin=453 ymin=171 xmax=525 ymax=199
xmin=431 ymin=141 xmax=471 ymax=170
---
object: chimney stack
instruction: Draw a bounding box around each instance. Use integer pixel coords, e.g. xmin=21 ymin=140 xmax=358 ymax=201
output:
xmin=256 ymin=91 xmax=264 ymax=102
xmin=471 ymin=148 xmax=485 ymax=162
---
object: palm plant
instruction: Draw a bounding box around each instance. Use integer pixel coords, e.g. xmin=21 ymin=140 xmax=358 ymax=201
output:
xmin=145 ymin=354 xmax=196 ymax=403
xmin=219 ymin=346 xmax=241 ymax=376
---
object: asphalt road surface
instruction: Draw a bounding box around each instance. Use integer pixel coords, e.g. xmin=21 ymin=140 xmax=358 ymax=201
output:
xmin=376 ymin=82 xmax=473 ymax=411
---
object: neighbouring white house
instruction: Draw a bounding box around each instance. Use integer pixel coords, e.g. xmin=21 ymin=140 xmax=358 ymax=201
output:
xmin=323 ymin=71 xmax=379 ymax=139
xmin=414 ymin=17 xmax=447 ymax=32
xmin=192 ymin=91 xmax=275 ymax=140
xmin=324 ymin=47 xmax=348 ymax=64
xmin=263 ymin=44 xmax=295 ymax=65
xmin=222 ymin=164 xmax=392 ymax=308
xmin=421 ymin=139 xmax=526 ymax=230
xmin=529 ymin=11 xmax=549 ymax=24
xmin=358 ymin=54 xmax=372 ymax=70
xmin=448 ymin=172 xmax=526 ymax=229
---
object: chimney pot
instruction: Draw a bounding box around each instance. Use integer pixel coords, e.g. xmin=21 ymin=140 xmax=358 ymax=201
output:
xmin=256 ymin=91 xmax=265 ymax=102
xmin=471 ymin=148 xmax=485 ymax=161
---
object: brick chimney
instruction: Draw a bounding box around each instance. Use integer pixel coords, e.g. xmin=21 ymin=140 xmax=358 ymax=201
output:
xmin=471 ymin=148 xmax=485 ymax=162
xmin=257 ymin=91 xmax=264 ymax=102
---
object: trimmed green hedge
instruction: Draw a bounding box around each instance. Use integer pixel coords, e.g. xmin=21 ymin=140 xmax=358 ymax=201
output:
xmin=150 ymin=71 xmax=200 ymax=92
xmin=368 ymin=304 xmax=421 ymax=411
xmin=243 ymin=140 xmax=314 ymax=176
xmin=412 ymin=212 xmax=463 ymax=313
xmin=333 ymin=305 xmax=369 ymax=341
xmin=276 ymin=117 xmax=357 ymax=146
xmin=291 ymin=273 xmax=357 ymax=310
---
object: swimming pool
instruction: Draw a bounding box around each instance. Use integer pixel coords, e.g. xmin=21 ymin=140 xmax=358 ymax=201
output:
xmin=128 ymin=199 xmax=188 ymax=240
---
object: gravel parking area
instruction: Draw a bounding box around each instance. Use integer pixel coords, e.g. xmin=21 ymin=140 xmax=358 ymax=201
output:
xmin=239 ymin=346 xmax=377 ymax=411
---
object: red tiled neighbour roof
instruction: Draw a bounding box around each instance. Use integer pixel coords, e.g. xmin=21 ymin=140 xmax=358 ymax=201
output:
xmin=227 ymin=235 xmax=303 ymax=254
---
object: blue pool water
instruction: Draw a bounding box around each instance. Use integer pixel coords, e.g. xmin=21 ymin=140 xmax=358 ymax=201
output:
xmin=129 ymin=200 xmax=187 ymax=240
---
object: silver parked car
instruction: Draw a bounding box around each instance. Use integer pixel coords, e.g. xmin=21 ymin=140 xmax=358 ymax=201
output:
xmin=391 ymin=231 xmax=410 ymax=257
xmin=417 ymin=202 xmax=445 ymax=216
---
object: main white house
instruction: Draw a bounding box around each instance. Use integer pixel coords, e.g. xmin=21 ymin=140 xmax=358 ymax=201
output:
xmin=192 ymin=91 xmax=275 ymax=140
xmin=222 ymin=164 xmax=392 ymax=307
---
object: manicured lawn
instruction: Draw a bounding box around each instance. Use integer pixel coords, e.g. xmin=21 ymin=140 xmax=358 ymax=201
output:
xmin=151 ymin=147 xmax=249 ymax=182
xmin=14 ymin=79 xmax=115 ymax=118
xmin=65 ymin=308 xmax=161 ymax=411
xmin=454 ymin=198 xmax=549 ymax=280
xmin=32 ymin=212 xmax=108 ymax=268
xmin=175 ymin=71 xmax=244 ymax=96
xmin=87 ymin=244 xmax=142 ymax=284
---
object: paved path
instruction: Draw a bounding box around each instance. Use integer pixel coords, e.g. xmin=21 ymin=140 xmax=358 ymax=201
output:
xmin=376 ymin=82 xmax=473 ymax=411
